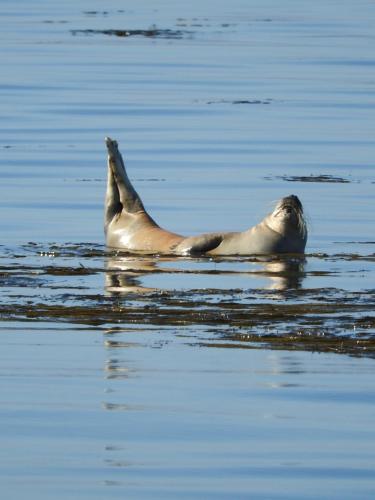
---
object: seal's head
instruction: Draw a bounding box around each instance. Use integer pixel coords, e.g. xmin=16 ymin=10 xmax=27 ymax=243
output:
xmin=267 ymin=195 xmax=307 ymax=251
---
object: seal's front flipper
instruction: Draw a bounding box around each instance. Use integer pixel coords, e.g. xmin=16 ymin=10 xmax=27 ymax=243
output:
xmin=176 ymin=233 xmax=224 ymax=255
xmin=105 ymin=137 xmax=145 ymax=214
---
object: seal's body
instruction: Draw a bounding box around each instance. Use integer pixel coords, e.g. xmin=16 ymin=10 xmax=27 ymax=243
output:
xmin=105 ymin=138 xmax=307 ymax=255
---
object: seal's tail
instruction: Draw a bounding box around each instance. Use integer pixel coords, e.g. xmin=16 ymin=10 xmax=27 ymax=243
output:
xmin=104 ymin=137 xmax=145 ymax=229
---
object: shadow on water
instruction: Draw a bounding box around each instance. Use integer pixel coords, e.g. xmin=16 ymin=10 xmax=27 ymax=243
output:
xmin=0 ymin=243 xmax=374 ymax=357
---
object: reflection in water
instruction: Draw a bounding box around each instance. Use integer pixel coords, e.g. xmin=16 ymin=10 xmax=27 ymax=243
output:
xmin=105 ymin=253 xmax=305 ymax=294
xmin=105 ymin=255 xmax=160 ymax=294
xmin=262 ymin=353 xmax=306 ymax=389
xmin=260 ymin=258 xmax=305 ymax=291
xmin=105 ymin=359 xmax=133 ymax=380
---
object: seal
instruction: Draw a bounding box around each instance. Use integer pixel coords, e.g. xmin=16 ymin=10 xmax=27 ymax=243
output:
xmin=104 ymin=137 xmax=307 ymax=255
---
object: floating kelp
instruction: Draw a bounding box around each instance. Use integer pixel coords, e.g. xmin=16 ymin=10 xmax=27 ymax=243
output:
xmin=71 ymin=27 xmax=192 ymax=40
xmin=266 ymin=174 xmax=353 ymax=183
xmin=0 ymin=244 xmax=374 ymax=357
xmin=207 ymin=99 xmax=273 ymax=105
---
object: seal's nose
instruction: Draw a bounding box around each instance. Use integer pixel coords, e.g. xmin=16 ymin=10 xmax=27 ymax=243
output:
xmin=287 ymin=194 xmax=299 ymax=202
xmin=284 ymin=194 xmax=303 ymax=212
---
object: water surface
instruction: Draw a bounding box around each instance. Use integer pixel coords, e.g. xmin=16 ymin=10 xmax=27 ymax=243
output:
xmin=0 ymin=0 xmax=375 ymax=498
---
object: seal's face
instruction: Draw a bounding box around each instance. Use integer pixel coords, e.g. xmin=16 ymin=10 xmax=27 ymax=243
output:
xmin=269 ymin=195 xmax=307 ymax=240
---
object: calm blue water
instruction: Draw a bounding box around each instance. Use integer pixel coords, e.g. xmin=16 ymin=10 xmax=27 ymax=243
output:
xmin=0 ymin=0 xmax=375 ymax=498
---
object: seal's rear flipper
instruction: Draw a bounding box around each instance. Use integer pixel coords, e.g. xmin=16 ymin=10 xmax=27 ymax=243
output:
xmin=105 ymin=137 xmax=145 ymax=214
xmin=104 ymin=157 xmax=122 ymax=233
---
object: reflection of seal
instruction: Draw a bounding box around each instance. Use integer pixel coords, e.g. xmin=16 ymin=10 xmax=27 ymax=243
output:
xmin=105 ymin=254 xmax=306 ymax=295
xmin=105 ymin=138 xmax=307 ymax=255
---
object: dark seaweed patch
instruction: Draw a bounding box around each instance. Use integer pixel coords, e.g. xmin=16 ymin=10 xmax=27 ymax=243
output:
xmin=197 ymin=332 xmax=375 ymax=357
xmin=75 ymin=178 xmax=103 ymax=183
xmin=21 ymin=242 xmax=107 ymax=258
xmin=83 ymin=10 xmax=125 ymax=15
xmin=207 ymin=99 xmax=273 ymax=105
xmin=42 ymin=266 xmax=100 ymax=276
xmin=83 ymin=11 xmax=109 ymax=15
xmin=42 ymin=20 xmax=69 ymax=24
xmin=71 ymin=28 xmax=192 ymax=40
xmin=334 ymin=241 xmax=375 ymax=245
xmin=1 ymin=295 xmax=375 ymax=354
xmin=175 ymin=17 xmax=234 ymax=28
xmin=266 ymin=174 xmax=352 ymax=183
xmin=1 ymin=245 xmax=374 ymax=357
xmin=134 ymin=178 xmax=166 ymax=182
